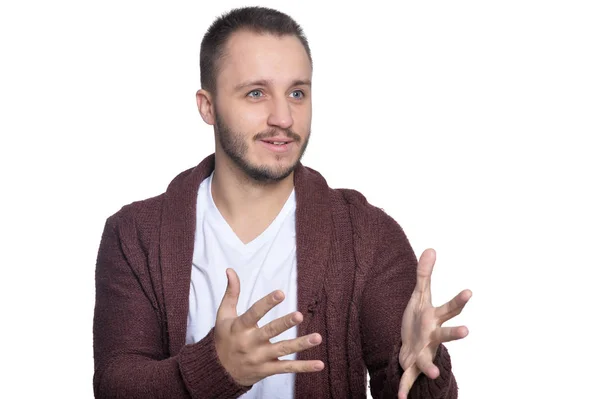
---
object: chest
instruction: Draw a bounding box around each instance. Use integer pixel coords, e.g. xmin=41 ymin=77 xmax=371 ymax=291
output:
xmin=186 ymin=215 xmax=299 ymax=344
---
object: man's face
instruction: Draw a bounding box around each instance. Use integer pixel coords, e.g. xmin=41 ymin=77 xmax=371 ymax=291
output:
xmin=212 ymin=30 xmax=312 ymax=183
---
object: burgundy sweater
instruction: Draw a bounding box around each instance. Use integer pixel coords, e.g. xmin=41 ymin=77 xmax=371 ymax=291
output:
xmin=93 ymin=154 xmax=458 ymax=398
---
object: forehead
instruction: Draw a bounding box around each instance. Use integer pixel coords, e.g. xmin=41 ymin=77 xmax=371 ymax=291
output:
xmin=217 ymin=30 xmax=312 ymax=90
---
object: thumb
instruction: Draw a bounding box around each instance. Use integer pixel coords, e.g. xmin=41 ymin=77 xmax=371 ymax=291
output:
xmin=217 ymin=268 xmax=240 ymax=320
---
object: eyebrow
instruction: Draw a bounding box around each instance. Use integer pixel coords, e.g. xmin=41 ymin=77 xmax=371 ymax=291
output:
xmin=233 ymin=79 xmax=312 ymax=92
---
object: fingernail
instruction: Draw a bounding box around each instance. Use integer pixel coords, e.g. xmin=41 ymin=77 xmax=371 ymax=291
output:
xmin=314 ymin=362 xmax=324 ymax=370
xmin=273 ymin=291 xmax=283 ymax=301
xmin=309 ymin=334 xmax=321 ymax=345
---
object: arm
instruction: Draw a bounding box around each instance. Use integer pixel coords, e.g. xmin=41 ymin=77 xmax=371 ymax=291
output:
xmin=93 ymin=213 xmax=250 ymax=398
xmin=361 ymin=210 xmax=457 ymax=399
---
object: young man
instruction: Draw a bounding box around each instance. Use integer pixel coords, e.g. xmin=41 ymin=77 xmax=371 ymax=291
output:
xmin=93 ymin=6 xmax=471 ymax=399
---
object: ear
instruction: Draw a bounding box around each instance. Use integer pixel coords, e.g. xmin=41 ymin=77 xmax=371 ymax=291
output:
xmin=196 ymin=89 xmax=215 ymax=125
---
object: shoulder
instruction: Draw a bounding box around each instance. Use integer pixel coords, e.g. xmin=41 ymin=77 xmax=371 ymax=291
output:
xmin=102 ymin=194 xmax=165 ymax=252
xmin=298 ymin=163 xmax=402 ymax=235
xmin=329 ymin=187 xmax=415 ymax=281
xmin=107 ymin=194 xmax=165 ymax=226
xmin=331 ymin=186 xmax=413 ymax=263
xmin=332 ymin=188 xmax=399 ymax=234
xmin=105 ymin=163 xmax=198 ymax=231
xmin=334 ymin=187 xmax=372 ymax=210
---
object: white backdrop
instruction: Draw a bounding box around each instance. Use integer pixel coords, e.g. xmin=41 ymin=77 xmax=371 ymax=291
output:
xmin=1 ymin=1 xmax=599 ymax=398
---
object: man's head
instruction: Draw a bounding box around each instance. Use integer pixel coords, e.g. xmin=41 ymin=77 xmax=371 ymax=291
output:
xmin=196 ymin=7 xmax=313 ymax=183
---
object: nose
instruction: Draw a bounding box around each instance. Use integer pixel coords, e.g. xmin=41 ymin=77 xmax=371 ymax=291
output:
xmin=267 ymin=96 xmax=293 ymax=129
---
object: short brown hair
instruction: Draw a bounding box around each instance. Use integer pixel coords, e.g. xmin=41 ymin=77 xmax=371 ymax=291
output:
xmin=200 ymin=6 xmax=312 ymax=94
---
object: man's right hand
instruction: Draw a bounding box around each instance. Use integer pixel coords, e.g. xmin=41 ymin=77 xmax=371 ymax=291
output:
xmin=214 ymin=268 xmax=324 ymax=386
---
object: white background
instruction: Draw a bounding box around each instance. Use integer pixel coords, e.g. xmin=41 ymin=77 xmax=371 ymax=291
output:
xmin=1 ymin=1 xmax=599 ymax=398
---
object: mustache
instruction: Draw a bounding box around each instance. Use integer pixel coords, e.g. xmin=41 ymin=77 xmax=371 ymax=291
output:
xmin=254 ymin=128 xmax=302 ymax=142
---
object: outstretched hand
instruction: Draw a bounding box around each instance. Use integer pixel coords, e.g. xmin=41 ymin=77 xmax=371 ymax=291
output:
xmin=214 ymin=268 xmax=324 ymax=386
xmin=398 ymin=249 xmax=472 ymax=399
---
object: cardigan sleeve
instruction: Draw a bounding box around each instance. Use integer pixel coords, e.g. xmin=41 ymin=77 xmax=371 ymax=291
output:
xmin=361 ymin=209 xmax=458 ymax=399
xmin=93 ymin=213 xmax=250 ymax=398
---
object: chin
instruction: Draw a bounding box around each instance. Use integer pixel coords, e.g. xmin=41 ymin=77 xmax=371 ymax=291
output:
xmin=243 ymin=158 xmax=298 ymax=183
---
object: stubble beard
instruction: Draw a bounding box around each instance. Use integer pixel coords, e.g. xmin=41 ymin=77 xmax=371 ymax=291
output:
xmin=214 ymin=112 xmax=310 ymax=183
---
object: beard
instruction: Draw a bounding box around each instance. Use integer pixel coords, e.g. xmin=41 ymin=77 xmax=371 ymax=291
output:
xmin=214 ymin=112 xmax=310 ymax=183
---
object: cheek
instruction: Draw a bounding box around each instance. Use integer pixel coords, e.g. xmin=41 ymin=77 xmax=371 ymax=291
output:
xmin=216 ymin=96 xmax=264 ymax=127
xmin=236 ymin=103 xmax=271 ymax=130
xmin=293 ymin=107 xmax=312 ymax=135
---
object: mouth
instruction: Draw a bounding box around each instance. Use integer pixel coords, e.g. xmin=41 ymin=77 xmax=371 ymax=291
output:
xmin=260 ymin=137 xmax=294 ymax=145
xmin=258 ymin=139 xmax=295 ymax=153
xmin=263 ymin=140 xmax=289 ymax=145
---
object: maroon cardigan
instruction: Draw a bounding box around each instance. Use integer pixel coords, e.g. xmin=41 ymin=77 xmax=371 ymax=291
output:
xmin=93 ymin=154 xmax=457 ymax=398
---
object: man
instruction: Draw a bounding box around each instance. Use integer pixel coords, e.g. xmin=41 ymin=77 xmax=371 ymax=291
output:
xmin=93 ymin=6 xmax=471 ymax=399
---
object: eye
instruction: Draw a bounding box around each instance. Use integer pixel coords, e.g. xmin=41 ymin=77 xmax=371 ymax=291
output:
xmin=290 ymin=90 xmax=305 ymax=99
xmin=247 ymin=89 xmax=264 ymax=98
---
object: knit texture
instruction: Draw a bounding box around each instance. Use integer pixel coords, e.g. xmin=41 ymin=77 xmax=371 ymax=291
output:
xmin=93 ymin=154 xmax=458 ymax=398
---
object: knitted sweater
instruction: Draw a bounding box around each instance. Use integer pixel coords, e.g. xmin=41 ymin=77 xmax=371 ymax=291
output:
xmin=93 ymin=154 xmax=458 ymax=398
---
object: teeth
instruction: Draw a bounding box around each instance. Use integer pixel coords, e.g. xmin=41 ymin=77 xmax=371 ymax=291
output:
xmin=272 ymin=142 xmax=285 ymax=145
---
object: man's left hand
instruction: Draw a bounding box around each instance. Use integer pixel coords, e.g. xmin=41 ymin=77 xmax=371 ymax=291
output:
xmin=398 ymin=248 xmax=472 ymax=399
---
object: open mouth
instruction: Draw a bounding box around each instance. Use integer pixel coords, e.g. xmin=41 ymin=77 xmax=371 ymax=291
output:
xmin=264 ymin=141 xmax=289 ymax=146
xmin=259 ymin=139 xmax=294 ymax=153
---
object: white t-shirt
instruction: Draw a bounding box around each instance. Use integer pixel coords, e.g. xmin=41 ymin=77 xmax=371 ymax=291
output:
xmin=186 ymin=172 xmax=298 ymax=398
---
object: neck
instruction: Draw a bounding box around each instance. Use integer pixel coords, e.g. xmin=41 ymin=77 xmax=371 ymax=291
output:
xmin=211 ymin=153 xmax=295 ymax=243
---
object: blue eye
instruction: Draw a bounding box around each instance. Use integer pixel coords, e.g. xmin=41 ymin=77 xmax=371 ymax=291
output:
xmin=290 ymin=90 xmax=304 ymax=99
xmin=247 ymin=90 xmax=263 ymax=98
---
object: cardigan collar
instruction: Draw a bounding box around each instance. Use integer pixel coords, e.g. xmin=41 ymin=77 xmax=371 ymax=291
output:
xmin=159 ymin=154 xmax=333 ymax=355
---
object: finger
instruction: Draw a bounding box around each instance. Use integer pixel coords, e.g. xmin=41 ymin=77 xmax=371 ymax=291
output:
xmin=237 ymin=290 xmax=285 ymax=329
xmin=398 ymin=364 xmax=420 ymax=399
xmin=267 ymin=333 xmax=322 ymax=359
xmin=415 ymin=248 xmax=436 ymax=296
xmin=260 ymin=311 xmax=304 ymax=341
xmin=216 ymin=268 xmax=240 ymax=320
xmin=431 ymin=325 xmax=469 ymax=344
xmin=434 ymin=289 xmax=472 ymax=324
xmin=416 ymin=353 xmax=439 ymax=379
xmin=398 ymin=346 xmax=418 ymax=373
xmin=262 ymin=359 xmax=324 ymax=377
